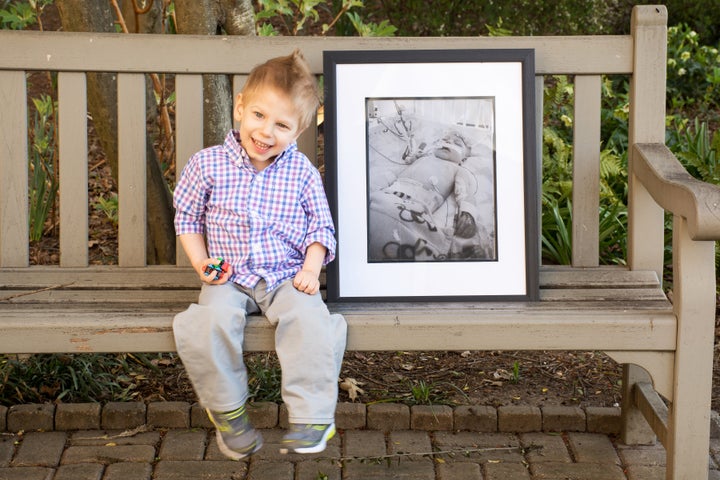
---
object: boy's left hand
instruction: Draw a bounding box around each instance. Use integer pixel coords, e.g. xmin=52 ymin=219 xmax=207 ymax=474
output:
xmin=293 ymin=269 xmax=320 ymax=295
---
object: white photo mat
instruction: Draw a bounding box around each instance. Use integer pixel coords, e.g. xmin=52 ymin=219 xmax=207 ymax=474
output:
xmin=324 ymin=50 xmax=538 ymax=302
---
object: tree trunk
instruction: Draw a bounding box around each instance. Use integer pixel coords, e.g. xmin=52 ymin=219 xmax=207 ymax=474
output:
xmin=56 ymin=0 xmax=176 ymax=265
xmin=174 ymin=0 xmax=255 ymax=146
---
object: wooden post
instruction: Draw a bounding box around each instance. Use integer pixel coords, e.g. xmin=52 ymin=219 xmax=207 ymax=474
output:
xmin=621 ymin=4 xmax=669 ymax=448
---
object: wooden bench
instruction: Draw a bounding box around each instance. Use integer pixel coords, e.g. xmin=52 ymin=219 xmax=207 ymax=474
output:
xmin=1 ymin=5 xmax=719 ymax=478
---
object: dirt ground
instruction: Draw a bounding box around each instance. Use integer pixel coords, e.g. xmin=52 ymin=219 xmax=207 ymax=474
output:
xmin=97 ymin=344 xmax=720 ymax=411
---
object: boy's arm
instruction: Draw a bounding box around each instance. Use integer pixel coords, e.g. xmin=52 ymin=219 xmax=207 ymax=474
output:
xmin=179 ymin=233 xmax=232 ymax=284
xmin=292 ymin=242 xmax=326 ymax=295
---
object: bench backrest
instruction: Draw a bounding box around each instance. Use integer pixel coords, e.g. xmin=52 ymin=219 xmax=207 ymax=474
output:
xmin=0 ymin=6 xmax=668 ymax=277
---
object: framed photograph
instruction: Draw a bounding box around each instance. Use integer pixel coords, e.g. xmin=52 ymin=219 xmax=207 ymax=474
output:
xmin=323 ymin=49 xmax=539 ymax=302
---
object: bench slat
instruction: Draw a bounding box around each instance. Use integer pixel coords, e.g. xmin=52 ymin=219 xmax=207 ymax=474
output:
xmin=0 ymin=265 xmax=661 ymax=289
xmin=117 ymin=73 xmax=147 ymax=267
xmin=58 ymin=71 xmax=89 ymax=266
xmin=0 ymin=308 xmax=674 ymax=354
xmin=0 ymin=287 xmax=667 ymax=304
xmin=0 ymin=70 xmax=29 ymax=267
xmin=0 ymin=31 xmax=634 ymax=75
xmin=174 ymin=73 xmax=204 ymax=268
xmin=572 ymin=75 xmax=602 ymax=267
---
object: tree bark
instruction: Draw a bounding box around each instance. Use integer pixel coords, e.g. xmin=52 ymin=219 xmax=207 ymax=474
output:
xmin=174 ymin=0 xmax=255 ymax=146
xmin=56 ymin=0 xmax=176 ymax=265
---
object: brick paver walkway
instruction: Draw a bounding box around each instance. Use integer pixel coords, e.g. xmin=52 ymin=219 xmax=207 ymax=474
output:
xmin=1 ymin=401 xmax=720 ymax=479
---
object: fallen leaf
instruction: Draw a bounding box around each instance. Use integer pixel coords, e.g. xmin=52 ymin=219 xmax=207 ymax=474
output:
xmin=492 ymin=369 xmax=513 ymax=380
xmin=339 ymin=377 xmax=365 ymax=402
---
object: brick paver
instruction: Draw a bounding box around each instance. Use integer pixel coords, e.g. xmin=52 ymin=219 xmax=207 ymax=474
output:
xmin=11 ymin=432 xmax=66 ymax=467
xmin=158 ymin=430 xmax=207 ymax=461
xmin=0 ymin=436 xmax=16 ymax=468
xmin=0 ymin=402 xmax=718 ymax=479
xmin=52 ymin=463 xmax=104 ymax=480
xmin=55 ymin=403 xmax=101 ymax=431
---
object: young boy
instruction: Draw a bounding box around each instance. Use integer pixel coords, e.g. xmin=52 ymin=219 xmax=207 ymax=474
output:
xmin=172 ymin=50 xmax=347 ymax=459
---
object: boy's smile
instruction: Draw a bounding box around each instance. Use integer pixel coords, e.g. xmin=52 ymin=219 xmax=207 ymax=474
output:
xmin=234 ymin=87 xmax=302 ymax=171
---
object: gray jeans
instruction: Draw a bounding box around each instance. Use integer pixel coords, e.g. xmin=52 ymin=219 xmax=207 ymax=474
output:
xmin=173 ymin=279 xmax=347 ymax=424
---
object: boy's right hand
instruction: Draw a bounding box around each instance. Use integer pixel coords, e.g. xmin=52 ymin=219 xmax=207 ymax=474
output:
xmin=197 ymin=257 xmax=232 ymax=284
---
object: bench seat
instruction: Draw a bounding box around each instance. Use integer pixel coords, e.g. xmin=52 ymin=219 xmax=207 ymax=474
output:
xmin=0 ymin=265 xmax=673 ymax=354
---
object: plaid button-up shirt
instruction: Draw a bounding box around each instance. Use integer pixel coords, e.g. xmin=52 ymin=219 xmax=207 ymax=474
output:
xmin=174 ymin=130 xmax=336 ymax=291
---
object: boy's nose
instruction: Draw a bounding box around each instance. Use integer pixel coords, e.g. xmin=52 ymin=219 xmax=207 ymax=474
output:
xmin=260 ymin=121 xmax=274 ymax=136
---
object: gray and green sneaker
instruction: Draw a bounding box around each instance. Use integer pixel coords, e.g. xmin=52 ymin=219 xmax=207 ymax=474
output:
xmin=206 ymin=405 xmax=263 ymax=460
xmin=279 ymin=423 xmax=336 ymax=454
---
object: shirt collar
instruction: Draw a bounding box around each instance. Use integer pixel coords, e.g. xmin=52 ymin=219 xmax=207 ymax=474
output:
xmin=225 ymin=130 xmax=298 ymax=172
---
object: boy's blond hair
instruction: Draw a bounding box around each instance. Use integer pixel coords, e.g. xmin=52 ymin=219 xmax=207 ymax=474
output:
xmin=242 ymin=49 xmax=319 ymax=132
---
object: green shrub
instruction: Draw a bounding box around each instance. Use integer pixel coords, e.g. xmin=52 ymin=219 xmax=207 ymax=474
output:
xmin=371 ymin=0 xmax=627 ymax=37
xmin=666 ymin=24 xmax=720 ymax=116
xmin=0 ymin=354 xmax=148 ymax=404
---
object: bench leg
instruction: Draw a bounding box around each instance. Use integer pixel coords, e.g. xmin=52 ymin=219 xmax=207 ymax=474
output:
xmin=664 ymin=218 xmax=715 ymax=480
xmin=620 ymin=363 xmax=656 ymax=445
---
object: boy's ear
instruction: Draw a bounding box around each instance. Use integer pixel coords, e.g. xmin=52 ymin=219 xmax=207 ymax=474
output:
xmin=233 ymin=93 xmax=244 ymax=122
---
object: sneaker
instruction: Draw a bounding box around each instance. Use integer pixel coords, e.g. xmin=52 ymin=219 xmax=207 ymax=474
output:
xmin=279 ymin=423 xmax=336 ymax=454
xmin=206 ymin=406 xmax=263 ymax=460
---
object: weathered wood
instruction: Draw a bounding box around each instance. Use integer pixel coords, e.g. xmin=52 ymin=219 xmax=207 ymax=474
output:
xmin=627 ymin=5 xmax=668 ymax=280
xmin=0 ymin=305 xmax=676 ymax=354
xmin=633 ymin=143 xmax=720 ymax=240
xmin=0 ymin=30 xmax=633 ymax=75
xmin=117 ymin=73 xmax=147 ymax=266
xmin=174 ymin=73 xmax=203 ymax=268
xmin=0 ymin=264 xmax=660 ymax=288
xmin=634 ymin=381 xmax=668 ymax=444
xmin=665 ymin=216 xmax=716 ymax=477
xmin=572 ymin=75 xmax=601 ymax=267
xmin=58 ymin=71 xmax=89 ymax=266
xmin=0 ymin=70 xmax=29 ymax=267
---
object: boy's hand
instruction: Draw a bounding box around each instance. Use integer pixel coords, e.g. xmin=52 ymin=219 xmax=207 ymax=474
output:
xmin=293 ymin=269 xmax=320 ymax=295
xmin=198 ymin=257 xmax=232 ymax=285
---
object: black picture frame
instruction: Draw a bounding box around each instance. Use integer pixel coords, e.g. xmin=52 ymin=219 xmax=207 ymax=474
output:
xmin=323 ymin=49 xmax=539 ymax=302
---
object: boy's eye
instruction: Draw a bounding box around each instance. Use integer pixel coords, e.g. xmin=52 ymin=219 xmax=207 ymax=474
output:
xmin=277 ymin=123 xmax=290 ymax=130
xmin=254 ymin=111 xmax=264 ymax=119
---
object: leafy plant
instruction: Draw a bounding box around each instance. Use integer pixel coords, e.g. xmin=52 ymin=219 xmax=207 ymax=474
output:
xmin=0 ymin=0 xmax=52 ymax=30
xmin=667 ymin=118 xmax=720 ymax=185
xmin=511 ymin=361 xmax=521 ymax=383
xmin=0 ymin=353 xmax=147 ymax=404
xmin=94 ymin=194 xmax=119 ymax=226
xmin=409 ymin=380 xmax=432 ymax=404
xmin=666 ymin=24 xmax=720 ymax=115
xmin=245 ymin=353 xmax=283 ymax=403
xmin=28 ymin=94 xmax=59 ymax=242
xmin=255 ymin=0 xmax=396 ymax=37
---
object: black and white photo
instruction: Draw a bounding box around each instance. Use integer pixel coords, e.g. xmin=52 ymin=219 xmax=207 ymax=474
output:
xmin=366 ymin=97 xmax=497 ymax=263
xmin=323 ymin=49 xmax=538 ymax=302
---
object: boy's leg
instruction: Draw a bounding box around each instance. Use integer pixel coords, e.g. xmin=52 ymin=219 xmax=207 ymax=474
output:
xmin=255 ymin=279 xmax=348 ymax=424
xmin=172 ymin=282 xmax=258 ymax=411
xmin=174 ymin=282 xmax=264 ymax=459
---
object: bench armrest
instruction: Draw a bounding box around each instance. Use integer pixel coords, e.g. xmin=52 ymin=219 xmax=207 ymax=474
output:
xmin=632 ymin=143 xmax=720 ymax=240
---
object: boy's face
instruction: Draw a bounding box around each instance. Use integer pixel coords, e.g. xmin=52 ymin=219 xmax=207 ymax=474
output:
xmin=234 ymin=86 xmax=302 ymax=169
